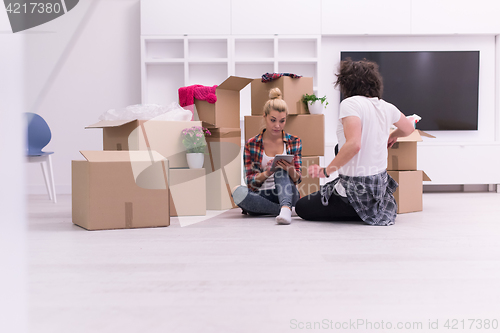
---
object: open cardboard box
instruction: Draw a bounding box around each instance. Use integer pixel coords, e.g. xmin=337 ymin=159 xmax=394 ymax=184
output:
xmin=86 ymin=120 xmax=201 ymax=169
xmin=388 ymin=129 xmax=435 ymax=171
xmin=244 ymin=115 xmax=324 ymax=157
xmin=388 ymin=170 xmax=431 ymax=214
xmin=251 ymin=76 xmax=313 ymax=115
xmin=194 ymin=76 xmax=253 ymax=128
xmin=72 ymin=150 xmax=170 ymax=230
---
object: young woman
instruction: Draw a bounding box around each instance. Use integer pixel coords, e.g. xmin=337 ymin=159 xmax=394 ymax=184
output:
xmin=232 ymin=88 xmax=302 ymax=225
xmin=295 ymin=58 xmax=415 ymax=226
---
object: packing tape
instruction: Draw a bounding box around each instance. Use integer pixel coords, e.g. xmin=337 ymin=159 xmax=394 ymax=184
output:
xmin=125 ymin=202 xmax=133 ymax=228
xmin=391 ymin=156 xmax=399 ymax=170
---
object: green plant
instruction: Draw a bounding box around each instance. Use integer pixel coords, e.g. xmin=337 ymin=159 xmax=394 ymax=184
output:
xmin=181 ymin=126 xmax=211 ymax=154
xmin=302 ymin=94 xmax=329 ymax=108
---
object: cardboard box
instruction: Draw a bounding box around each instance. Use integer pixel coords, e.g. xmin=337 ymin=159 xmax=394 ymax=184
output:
xmin=194 ymin=76 xmax=253 ymax=128
xmin=169 ymin=168 xmax=206 ymax=216
xmin=388 ymin=170 xmax=431 ymax=214
xmin=72 ymin=151 xmax=170 ymax=230
xmin=387 ymin=130 xmax=435 ymax=171
xmin=251 ymin=77 xmax=313 ymax=115
xmin=86 ymin=120 xmax=202 ymax=169
xmin=244 ymin=114 xmax=324 ymax=156
xmin=298 ymin=156 xmax=321 ymax=197
xmin=204 ymin=128 xmax=242 ymax=210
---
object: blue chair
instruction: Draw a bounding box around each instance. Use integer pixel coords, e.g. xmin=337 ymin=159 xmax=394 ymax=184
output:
xmin=25 ymin=113 xmax=56 ymax=203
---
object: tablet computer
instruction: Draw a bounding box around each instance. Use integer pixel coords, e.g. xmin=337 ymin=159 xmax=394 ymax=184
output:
xmin=270 ymin=154 xmax=294 ymax=171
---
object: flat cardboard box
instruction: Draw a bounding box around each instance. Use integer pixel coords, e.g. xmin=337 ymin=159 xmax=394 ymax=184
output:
xmin=244 ymin=114 xmax=324 ymax=156
xmin=298 ymin=156 xmax=321 ymax=197
xmin=251 ymin=77 xmax=313 ymax=115
xmin=169 ymin=168 xmax=206 ymax=216
xmin=194 ymin=76 xmax=253 ymax=128
xmin=387 ymin=129 xmax=435 ymax=171
xmin=388 ymin=170 xmax=431 ymax=214
xmin=72 ymin=151 xmax=170 ymax=230
xmin=204 ymin=128 xmax=241 ymax=210
xmin=86 ymin=119 xmax=202 ymax=169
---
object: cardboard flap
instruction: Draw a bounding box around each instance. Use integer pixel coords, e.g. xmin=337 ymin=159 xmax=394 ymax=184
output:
xmin=422 ymin=171 xmax=431 ymax=181
xmin=80 ymin=150 xmax=166 ymax=162
xmin=396 ymin=130 xmax=423 ymax=142
xmin=417 ymin=130 xmax=436 ymax=138
xmin=85 ymin=119 xmax=137 ymax=129
xmin=207 ymin=127 xmax=241 ymax=138
xmin=218 ymin=76 xmax=253 ymax=91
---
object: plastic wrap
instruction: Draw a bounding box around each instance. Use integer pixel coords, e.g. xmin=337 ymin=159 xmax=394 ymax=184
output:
xmin=99 ymin=102 xmax=192 ymax=122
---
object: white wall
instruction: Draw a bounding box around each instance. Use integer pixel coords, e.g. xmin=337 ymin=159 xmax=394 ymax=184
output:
xmin=0 ymin=8 xmax=27 ymax=333
xmin=25 ymin=0 xmax=142 ymax=195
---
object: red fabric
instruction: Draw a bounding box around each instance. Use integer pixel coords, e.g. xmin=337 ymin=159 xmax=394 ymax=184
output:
xmin=193 ymin=85 xmax=217 ymax=104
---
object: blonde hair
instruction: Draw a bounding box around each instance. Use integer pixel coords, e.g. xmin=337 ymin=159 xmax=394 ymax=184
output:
xmin=263 ymin=88 xmax=288 ymax=115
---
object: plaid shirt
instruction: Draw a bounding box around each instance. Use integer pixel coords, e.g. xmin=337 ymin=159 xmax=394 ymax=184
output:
xmin=244 ymin=130 xmax=302 ymax=191
xmin=322 ymin=171 xmax=398 ymax=226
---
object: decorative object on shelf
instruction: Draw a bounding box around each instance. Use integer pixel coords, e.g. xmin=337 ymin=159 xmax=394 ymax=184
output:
xmin=181 ymin=126 xmax=211 ymax=169
xmin=302 ymin=94 xmax=328 ymax=114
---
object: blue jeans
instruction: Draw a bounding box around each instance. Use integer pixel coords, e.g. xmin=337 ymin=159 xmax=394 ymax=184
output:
xmin=232 ymin=169 xmax=300 ymax=216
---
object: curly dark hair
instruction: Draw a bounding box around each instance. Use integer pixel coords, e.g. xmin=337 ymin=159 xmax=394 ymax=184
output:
xmin=334 ymin=58 xmax=384 ymax=99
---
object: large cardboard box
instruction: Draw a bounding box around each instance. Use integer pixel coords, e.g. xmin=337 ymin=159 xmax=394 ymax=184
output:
xmin=204 ymin=128 xmax=241 ymax=210
xmin=72 ymin=151 xmax=170 ymax=230
xmin=298 ymin=156 xmax=321 ymax=197
xmin=86 ymin=120 xmax=202 ymax=169
xmin=388 ymin=170 xmax=431 ymax=214
xmin=169 ymin=168 xmax=206 ymax=216
xmin=387 ymin=130 xmax=435 ymax=171
xmin=194 ymin=76 xmax=253 ymax=128
xmin=244 ymin=114 xmax=324 ymax=156
xmin=251 ymin=77 xmax=313 ymax=115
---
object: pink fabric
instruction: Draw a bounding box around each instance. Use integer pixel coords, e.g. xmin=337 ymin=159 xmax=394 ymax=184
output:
xmin=193 ymin=85 xmax=217 ymax=104
xmin=178 ymin=85 xmax=218 ymax=120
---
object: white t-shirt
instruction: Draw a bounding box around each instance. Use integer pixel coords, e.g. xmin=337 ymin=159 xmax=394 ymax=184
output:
xmin=334 ymin=96 xmax=401 ymax=195
xmin=260 ymin=143 xmax=286 ymax=190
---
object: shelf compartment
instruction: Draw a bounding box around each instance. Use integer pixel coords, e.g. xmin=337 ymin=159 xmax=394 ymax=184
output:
xmin=188 ymin=39 xmax=228 ymax=59
xmin=235 ymin=39 xmax=274 ymax=59
xmin=188 ymin=63 xmax=228 ymax=86
xmin=277 ymin=62 xmax=317 ymax=86
xmin=235 ymin=63 xmax=275 ymax=118
xmin=145 ymin=39 xmax=184 ymax=60
xmin=145 ymin=64 xmax=184 ymax=106
xmin=278 ymin=39 xmax=317 ymax=59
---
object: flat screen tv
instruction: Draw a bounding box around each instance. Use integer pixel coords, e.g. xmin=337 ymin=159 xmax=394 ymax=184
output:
xmin=340 ymin=51 xmax=480 ymax=131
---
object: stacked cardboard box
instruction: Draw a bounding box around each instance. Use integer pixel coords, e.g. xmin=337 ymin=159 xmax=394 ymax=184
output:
xmin=72 ymin=150 xmax=170 ymax=230
xmin=84 ymin=119 xmax=207 ymax=218
xmin=193 ymin=76 xmax=253 ymax=210
xmin=387 ymin=130 xmax=434 ymax=214
xmin=245 ymin=77 xmax=324 ymax=197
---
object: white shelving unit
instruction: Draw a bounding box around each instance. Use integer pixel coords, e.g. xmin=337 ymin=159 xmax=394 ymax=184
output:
xmin=141 ymin=35 xmax=321 ymax=118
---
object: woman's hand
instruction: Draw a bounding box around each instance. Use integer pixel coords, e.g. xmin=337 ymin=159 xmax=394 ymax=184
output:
xmin=275 ymin=159 xmax=295 ymax=174
xmin=308 ymin=164 xmax=327 ymax=178
xmin=387 ymin=133 xmax=398 ymax=148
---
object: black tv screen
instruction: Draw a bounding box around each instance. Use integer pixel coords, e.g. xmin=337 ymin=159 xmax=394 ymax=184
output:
xmin=340 ymin=51 xmax=480 ymax=131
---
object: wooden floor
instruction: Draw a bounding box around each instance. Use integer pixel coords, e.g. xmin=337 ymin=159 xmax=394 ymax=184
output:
xmin=28 ymin=192 xmax=500 ymax=333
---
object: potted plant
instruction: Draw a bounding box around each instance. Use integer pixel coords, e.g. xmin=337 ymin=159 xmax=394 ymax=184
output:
xmin=181 ymin=126 xmax=211 ymax=169
xmin=302 ymin=94 xmax=328 ymax=114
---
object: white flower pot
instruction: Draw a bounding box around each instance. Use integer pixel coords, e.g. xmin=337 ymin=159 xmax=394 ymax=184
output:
xmin=308 ymin=101 xmax=324 ymax=115
xmin=186 ymin=153 xmax=204 ymax=169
